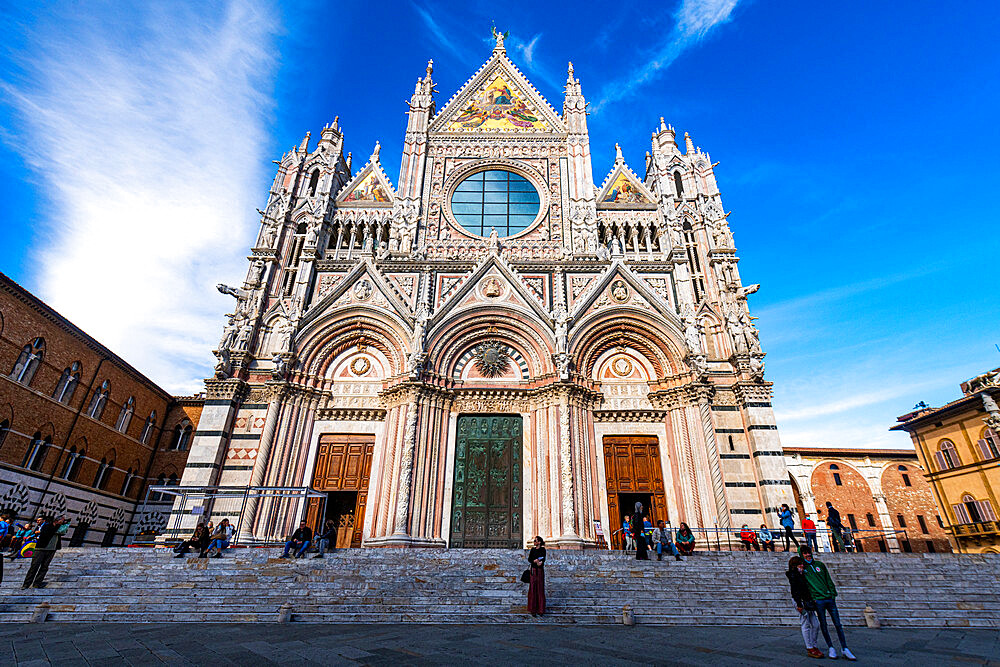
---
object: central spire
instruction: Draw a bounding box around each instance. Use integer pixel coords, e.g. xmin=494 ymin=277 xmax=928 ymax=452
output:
xmin=491 ymin=24 xmax=508 ymax=52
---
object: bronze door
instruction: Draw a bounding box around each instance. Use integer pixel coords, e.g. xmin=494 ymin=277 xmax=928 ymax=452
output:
xmin=450 ymin=415 xmax=522 ymax=548
xmin=603 ymin=435 xmax=667 ymax=549
xmin=307 ymin=433 xmax=373 ymax=547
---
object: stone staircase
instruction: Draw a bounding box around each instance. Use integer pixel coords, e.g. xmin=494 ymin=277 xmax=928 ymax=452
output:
xmin=1 ymin=548 xmax=998 ymax=626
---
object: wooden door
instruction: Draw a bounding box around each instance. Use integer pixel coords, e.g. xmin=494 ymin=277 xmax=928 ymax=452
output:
xmin=603 ymin=436 xmax=667 ymax=547
xmin=309 ymin=433 xmax=374 ymax=547
xmin=450 ymin=415 xmax=523 ymax=548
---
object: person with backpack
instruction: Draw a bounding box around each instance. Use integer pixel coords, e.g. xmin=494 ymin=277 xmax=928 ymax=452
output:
xmin=778 ymin=504 xmax=800 ymax=552
xmin=786 ymin=556 xmax=823 ymax=659
xmin=800 ymin=546 xmax=857 ymax=661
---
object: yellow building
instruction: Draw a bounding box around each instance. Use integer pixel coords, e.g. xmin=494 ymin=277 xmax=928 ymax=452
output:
xmin=892 ymin=368 xmax=1000 ymax=553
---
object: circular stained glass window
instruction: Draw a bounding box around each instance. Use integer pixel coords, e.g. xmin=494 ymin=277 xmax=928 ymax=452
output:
xmin=450 ymin=169 xmax=540 ymax=238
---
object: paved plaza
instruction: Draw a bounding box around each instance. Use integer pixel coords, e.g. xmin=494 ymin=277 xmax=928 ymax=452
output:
xmin=1 ymin=623 xmax=997 ymax=666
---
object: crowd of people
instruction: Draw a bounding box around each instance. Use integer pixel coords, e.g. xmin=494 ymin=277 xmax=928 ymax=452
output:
xmin=620 ymin=501 xmax=857 ymax=556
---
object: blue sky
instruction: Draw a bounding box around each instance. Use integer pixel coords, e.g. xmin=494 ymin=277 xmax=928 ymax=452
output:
xmin=1 ymin=1 xmax=998 ymax=449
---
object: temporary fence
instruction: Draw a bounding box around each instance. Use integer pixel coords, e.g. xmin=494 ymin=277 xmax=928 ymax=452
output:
xmin=131 ymin=485 xmax=327 ymax=546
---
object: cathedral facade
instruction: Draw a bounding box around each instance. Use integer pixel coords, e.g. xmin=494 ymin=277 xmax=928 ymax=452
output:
xmin=177 ymin=36 xmax=793 ymax=549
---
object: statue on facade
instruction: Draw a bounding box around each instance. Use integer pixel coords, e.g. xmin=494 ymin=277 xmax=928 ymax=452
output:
xmin=738 ymin=283 xmax=760 ymax=299
xmin=233 ymin=321 xmax=254 ymax=350
xmin=217 ymin=316 xmax=238 ymax=351
xmin=213 ymin=348 xmax=231 ymax=378
xmin=726 ymin=308 xmax=748 ymax=354
xmin=552 ymin=306 xmax=570 ymax=354
xmin=216 ymin=283 xmax=248 ymax=300
xmin=249 ymin=260 xmax=265 ymax=285
xmin=271 ymin=354 xmax=288 ymax=380
xmin=273 ymin=317 xmax=294 ymax=353
xmin=749 ymin=354 xmax=765 ymax=379
xmin=304 ymin=222 xmax=319 ymax=247
xmin=684 ymin=319 xmax=703 ymax=355
xmin=259 ymin=223 xmax=278 ymax=249
xmin=740 ymin=310 xmax=762 ymax=354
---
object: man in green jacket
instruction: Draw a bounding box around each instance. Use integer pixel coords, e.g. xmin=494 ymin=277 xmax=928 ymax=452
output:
xmin=800 ymin=546 xmax=856 ymax=661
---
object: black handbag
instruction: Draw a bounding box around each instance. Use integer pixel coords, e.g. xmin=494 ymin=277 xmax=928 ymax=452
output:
xmin=520 ymin=568 xmax=531 ymax=583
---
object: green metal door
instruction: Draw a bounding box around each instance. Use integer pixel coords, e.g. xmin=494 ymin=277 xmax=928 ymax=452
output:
xmin=450 ymin=415 xmax=522 ymax=548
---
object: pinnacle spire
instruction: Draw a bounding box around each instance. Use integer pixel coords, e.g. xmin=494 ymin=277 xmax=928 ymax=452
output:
xmin=684 ymin=131 xmax=695 ymax=154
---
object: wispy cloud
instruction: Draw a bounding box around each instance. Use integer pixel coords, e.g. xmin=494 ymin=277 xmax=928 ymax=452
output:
xmin=516 ymin=33 xmax=541 ymax=66
xmin=1 ymin=3 xmax=280 ymax=393
xmin=413 ymin=3 xmax=473 ymax=64
xmin=594 ymin=0 xmax=739 ymax=111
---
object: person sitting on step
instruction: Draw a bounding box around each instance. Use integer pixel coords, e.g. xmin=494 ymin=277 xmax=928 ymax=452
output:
xmin=740 ymin=524 xmax=760 ymax=551
xmin=652 ymin=520 xmax=683 ymax=561
xmin=758 ymin=525 xmax=776 ymax=552
xmin=201 ymin=519 xmax=233 ymax=558
xmin=280 ymin=521 xmax=312 ymax=558
xmin=675 ymin=522 xmax=696 ymax=556
xmin=174 ymin=523 xmax=208 ymax=558
xmin=313 ymin=519 xmax=336 ymax=558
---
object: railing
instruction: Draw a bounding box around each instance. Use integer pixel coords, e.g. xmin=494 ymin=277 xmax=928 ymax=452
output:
xmin=952 ymin=521 xmax=1000 ymax=536
xmin=609 ymin=526 xmax=910 ymax=553
xmin=131 ymin=485 xmax=327 ymax=546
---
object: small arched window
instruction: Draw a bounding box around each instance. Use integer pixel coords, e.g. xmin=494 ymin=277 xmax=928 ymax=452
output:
xmin=866 ymin=512 xmax=876 ymax=527
xmin=10 ymin=337 xmax=45 ymax=385
xmin=168 ymin=473 xmax=179 ymax=485
xmin=307 ymin=169 xmax=320 ymax=196
xmin=115 ymin=396 xmax=135 ymax=433
xmin=977 ymin=428 xmax=1000 ymax=460
xmin=170 ymin=420 xmax=192 ymax=451
xmin=898 ymin=465 xmax=912 ymax=487
xmin=936 ymin=440 xmax=960 ymax=470
xmin=151 ymin=473 xmax=167 ymax=501
xmin=53 ymin=361 xmax=81 ymax=404
xmin=140 ymin=411 xmax=156 ymax=444
xmin=23 ymin=433 xmax=52 ymax=471
xmin=61 ymin=445 xmax=85 ymax=481
xmin=93 ymin=457 xmax=114 ymax=490
xmin=120 ymin=468 xmax=136 ymax=496
xmin=828 ymin=463 xmax=842 ymax=486
xmin=673 ymin=171 xmax=684 ymax=198
xmin=87 ymin=380 xmax=111 ymax=420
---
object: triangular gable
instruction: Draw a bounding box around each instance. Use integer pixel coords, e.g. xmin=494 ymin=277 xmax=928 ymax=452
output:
xmin=429 ymin=253 xmax=550 ymax=331
xmin=336 ymin=144 xmax=396 ymax=206
xmin=596 ymin=149 xmax=657 ymax=208
xmin=430 ymin=47 xmax=564 ymax=134
xmin=570 ymin=260 xmax=680 ymax=328
xmin=301 ymin=259 xmax=414 ymax=329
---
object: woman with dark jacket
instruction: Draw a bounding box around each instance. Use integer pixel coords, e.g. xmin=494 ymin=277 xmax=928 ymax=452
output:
xmin=786 ymin=556 xmax=823 ymax=659
xmin=174 ymin=523 xmax=208 ymax=557
xmin=527 ymin=536 xmax=546 ymax=617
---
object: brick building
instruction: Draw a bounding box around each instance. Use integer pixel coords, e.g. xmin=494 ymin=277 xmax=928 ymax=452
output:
xmin=0 ymin=273 xmax=200 ymax=545
xmin=784 ymin=446 xmax=951 ymax=553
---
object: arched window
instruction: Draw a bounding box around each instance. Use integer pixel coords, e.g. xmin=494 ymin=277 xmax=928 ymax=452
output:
xmin=93 ymin=457 xmax=114 ymax=490
xmin=978 ymin=428 xmax=1000 ymax=460
xmin=673 ymin=171 xmax=684 ymax=198
xmin=0 ymin=419 xmax=8 ymax=450
xmin=307 ymin=169 xmax=320 ymax=196
xmin=115 ymin=396 xmax=135 ymax=433
xmin=61 ymin=446 xmax=85 ymax=481
xmin=120 ymin=468 xmax=136 ymax=496
xmin=10 ymin=337 xmax=45 ymax=385
xmin=170 ymin=420 xmax=192 ymax=451
xmin=23 ymin=433 xmax=52 ymax=471
xmin=168 ymin=473 xmax=179 ymax=486
xmin=151 ymin=473 xmax=166 ymax=501
xmin=829 ymin=463 xmax=843 ymax=486
xmin=682 ymin=221 xmax=704 ymax=301
xmin=898 ymin=465 xmax=912 ymax=487
xmin=936 ymin=440 xmax=960 ymax=470
xmin=140 ymin=411 xmax=156 ymax=444
xmin=53 ymin=361 xmax=81 ymax=404
xmin=87 ymin=380 xmax=110 ymax=420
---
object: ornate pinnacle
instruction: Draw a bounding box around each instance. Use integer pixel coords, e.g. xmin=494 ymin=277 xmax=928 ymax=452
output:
xmin=426 ymin=59 xmax=433 ymax=78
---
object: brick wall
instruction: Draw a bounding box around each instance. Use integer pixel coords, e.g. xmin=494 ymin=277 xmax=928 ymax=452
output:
xmin=881 ymin=463 xmax=951 ymax=553
xmin=0 ymin=274 xmax=198 ymax=544
xmin=810 ymin=461 xmax=887 ymax=551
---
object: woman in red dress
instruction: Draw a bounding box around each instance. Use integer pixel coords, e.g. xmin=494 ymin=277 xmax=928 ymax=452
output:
xmin=527 ymin=535 xmax=546 ymax=617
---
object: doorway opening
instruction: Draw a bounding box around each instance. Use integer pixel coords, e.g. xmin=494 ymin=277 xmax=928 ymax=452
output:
xmin=603 ymin=435 xmax=668 ymax=550
xmin=324 ymin=491 xmax=359 ymax=549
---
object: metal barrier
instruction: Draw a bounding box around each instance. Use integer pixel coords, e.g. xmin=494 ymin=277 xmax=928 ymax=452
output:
xmin=131 ymin=485 xmax=327 ymax=546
